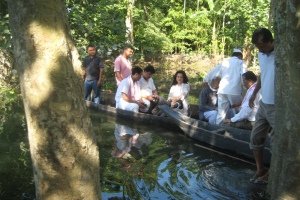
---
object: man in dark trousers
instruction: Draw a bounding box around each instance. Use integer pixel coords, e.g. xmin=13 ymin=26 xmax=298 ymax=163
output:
xmin=82 ymin=44 xmax=104 ymax=104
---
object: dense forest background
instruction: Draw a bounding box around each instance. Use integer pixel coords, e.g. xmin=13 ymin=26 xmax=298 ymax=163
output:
xmin=1 ymin=0 xmax=271 ymax=56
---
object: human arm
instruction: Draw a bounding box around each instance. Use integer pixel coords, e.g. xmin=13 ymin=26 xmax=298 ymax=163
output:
xmin=115 ymin=71 xmax=123 ymax=82
xmin=203 ymin=64 xmax=222 ymax=83
xmin=249 ymin=78 xmax=261 ymax=108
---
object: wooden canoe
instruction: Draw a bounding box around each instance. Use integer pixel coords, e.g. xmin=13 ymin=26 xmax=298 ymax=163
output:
xmin=158 ymin=104 xmax=271 ymax=164
xmin=86 ymin=101 xmax=177 ymax=128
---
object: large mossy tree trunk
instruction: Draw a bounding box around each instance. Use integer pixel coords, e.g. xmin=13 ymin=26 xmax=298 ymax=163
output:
xmin=7 ymin=1 xmax=100 ymax=199
xmin=269 ymin=1 xmax=300 ymax=199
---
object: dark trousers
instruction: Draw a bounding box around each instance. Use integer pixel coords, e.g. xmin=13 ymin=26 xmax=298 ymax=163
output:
xmin=84 ymin=79 xmax=100 ymax=100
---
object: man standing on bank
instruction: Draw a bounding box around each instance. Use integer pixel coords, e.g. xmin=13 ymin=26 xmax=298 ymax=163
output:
xmin=82 ymin=44 xmax=104 ymax=104
xmin=114 ymin=44 xmax=134 ymax=86
xmin=249 ymin=28 xmax=275 ymax=184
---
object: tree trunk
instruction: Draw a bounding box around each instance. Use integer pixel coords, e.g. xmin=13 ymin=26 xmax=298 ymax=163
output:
xmin=7 ymin=1 xmax=100 ymax=199
xmin=125 ymin=0 xmax=135 ymax=45
xmin=269 ymin=0 xmax=300 ymax=199
xmin=211 ymin=20 xmax=218 ymax=57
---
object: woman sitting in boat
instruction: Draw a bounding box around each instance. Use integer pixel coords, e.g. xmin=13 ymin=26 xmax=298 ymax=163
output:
xmin=224 ymin=71 xmax=261 ymax=130
xmin=199 ymin=76 xmax=221 ymax=124
xmin=167 ymin=70 xmax=190 ymax=115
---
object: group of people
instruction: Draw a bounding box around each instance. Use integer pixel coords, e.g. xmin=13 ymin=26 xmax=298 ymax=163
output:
xmin=82 ymin=27 xmax=275 ymax=184
xmin=200 ymin=28 xmax=275 ymax=184
xmin=82 ymin=44 xmax=191 ymax=115
xmin=199 ymin=48 xmax=261 ymax=130
xmin=113 ymin=45 xmax=191 ymax=115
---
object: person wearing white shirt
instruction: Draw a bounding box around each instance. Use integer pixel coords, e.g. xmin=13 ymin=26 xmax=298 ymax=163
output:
xmin=168 ymin=70 xmax=190 ymax=115
xmin=139 ymin=65 xmax=160 ymax=113
xmin=224 ymin=71 xmax=261 ymax=129
xmin=248 ymin=28 xmax=275 ymax=184
xmin=215 ymin=48 xmax=247 ymax=124
xmin=115 ymin=67 xmax=146 ymax=113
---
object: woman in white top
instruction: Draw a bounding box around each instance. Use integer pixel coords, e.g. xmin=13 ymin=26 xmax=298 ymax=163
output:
xmin=167 ymin=70 xmax=190 ymax=115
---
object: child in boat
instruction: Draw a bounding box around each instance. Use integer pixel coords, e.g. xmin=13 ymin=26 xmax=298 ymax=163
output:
xmin=167 ymin=70 xmax=190 ymax=115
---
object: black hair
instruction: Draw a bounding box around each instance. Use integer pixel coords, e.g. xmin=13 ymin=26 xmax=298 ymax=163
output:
xmin=242 ymin=71 xmax=257 ymax=82
xmin=87 ymin=44 xmax=96 ymax=50
xmin=123 ymin=44 xmax=134 ymax=50
xmin=132 ymin=66 xmax=143 ymax=75
xmin=252 ymin=28 xmax=274 ymax=44
xmin=231 ymin=52 xmax=243 ymax=58
xmin=172 ymin=70 xmax=189 ymax=85
xmin=144 ymin=64 xmax=155 ymax=74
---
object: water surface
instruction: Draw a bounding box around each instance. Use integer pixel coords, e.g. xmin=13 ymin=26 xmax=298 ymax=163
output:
xmin=93 ymin=114 xmax=268 ymax=200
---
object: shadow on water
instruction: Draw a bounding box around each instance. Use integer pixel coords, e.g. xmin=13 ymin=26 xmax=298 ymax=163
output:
xmin=92 ymin=113 xmax=269 ymax=200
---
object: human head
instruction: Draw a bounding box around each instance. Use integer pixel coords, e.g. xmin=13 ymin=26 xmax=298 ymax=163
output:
xmin=131 ymin=66 xmax=143 ymax=82
xmin=252 ymin=28 xmax=274 ymax=53
xmin=231 ymin=48 xmax=243 ymax=59
xmin=210 ymin=76 xmax=221 ymax=90
xmin=172 ymin=70 xmax=188 ymax=85
xmin=143 ymin=64 xmax=155 ymax=80
xmin=87 ymin=44 xmax=97 ymax=56
xmin=122 ymin=44 xmax=134 ymax=58
xmin=242 ymin=71 xmax=257 ymax=89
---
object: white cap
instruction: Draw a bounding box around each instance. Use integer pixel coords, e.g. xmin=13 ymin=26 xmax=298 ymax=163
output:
xmin=233 ymin=48 xmax=242 ymax=53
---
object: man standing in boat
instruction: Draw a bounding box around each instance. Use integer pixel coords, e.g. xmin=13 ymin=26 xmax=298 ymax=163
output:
xmin=114 ymin=44 xmax=134 ymax=86
xmin=115 ymin=66 xmax=146 ymax=113
xmin=215 ymin=48 xmax=247 ymax=125
xmin=224 ymin=71 xmax=261 ymax=129
xmin=249 ymin=28 xmax=275 ymax=184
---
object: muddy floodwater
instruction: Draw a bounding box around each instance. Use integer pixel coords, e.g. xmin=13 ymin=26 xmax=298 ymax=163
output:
xmin=0 ymin=112 xmax=268 ymax=200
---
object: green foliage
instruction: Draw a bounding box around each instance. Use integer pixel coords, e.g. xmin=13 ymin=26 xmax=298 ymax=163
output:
xmin=1 ymin=0 xmax=271 ymax=58
xmin=0 ymin=1 xmax=11 ymax=49
xmin=66 ymin=0 xmax=128 ymax=56
xmin=0 ymin=85 xmax=33 ymax=199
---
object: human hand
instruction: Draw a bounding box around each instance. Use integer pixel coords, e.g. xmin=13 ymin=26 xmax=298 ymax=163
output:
xmin=137 ymin=100 xmax=146 ymax=108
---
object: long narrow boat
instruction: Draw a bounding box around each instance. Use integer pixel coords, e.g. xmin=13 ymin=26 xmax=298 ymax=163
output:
xmin=159 ymin=104 xmax=271 ymax=164
xmin=86 ymin=101 xmax=177 ymax=128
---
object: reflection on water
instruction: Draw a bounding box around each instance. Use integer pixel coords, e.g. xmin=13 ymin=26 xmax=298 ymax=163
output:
xmin=0 ymin=112 xmax=268 ymax=199
xmin=93 ymin=115 xmax=269 ymax=200
xmin=111 ymin=124 xmax=152 ymax=159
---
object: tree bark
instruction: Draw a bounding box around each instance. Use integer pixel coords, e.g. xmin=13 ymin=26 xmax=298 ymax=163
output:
xmin=7 ymin=1 xmax=100 ymax=199
xmin=269 ymin=0 xmax=300 ymax=199
xmin=125 ymin=0 xmax=135 ymax=45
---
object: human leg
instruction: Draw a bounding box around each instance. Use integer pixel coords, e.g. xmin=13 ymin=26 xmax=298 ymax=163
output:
xmin=84 ymin=80 xmax=93 ymax=100
xmin=228 ymin=94 xmax=242 ymax=114
xmin=250 ymin=102 xmax=271 ymax=180
xmin=91 ymin=80 xmax=100 ymax=104
xmin=119 ymin=99 xmax=139 ymax=113
xmin=216 ymin=94 xmax=230 ymax=124
xmin=204 ymin=110 xmax=218 ymax=124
